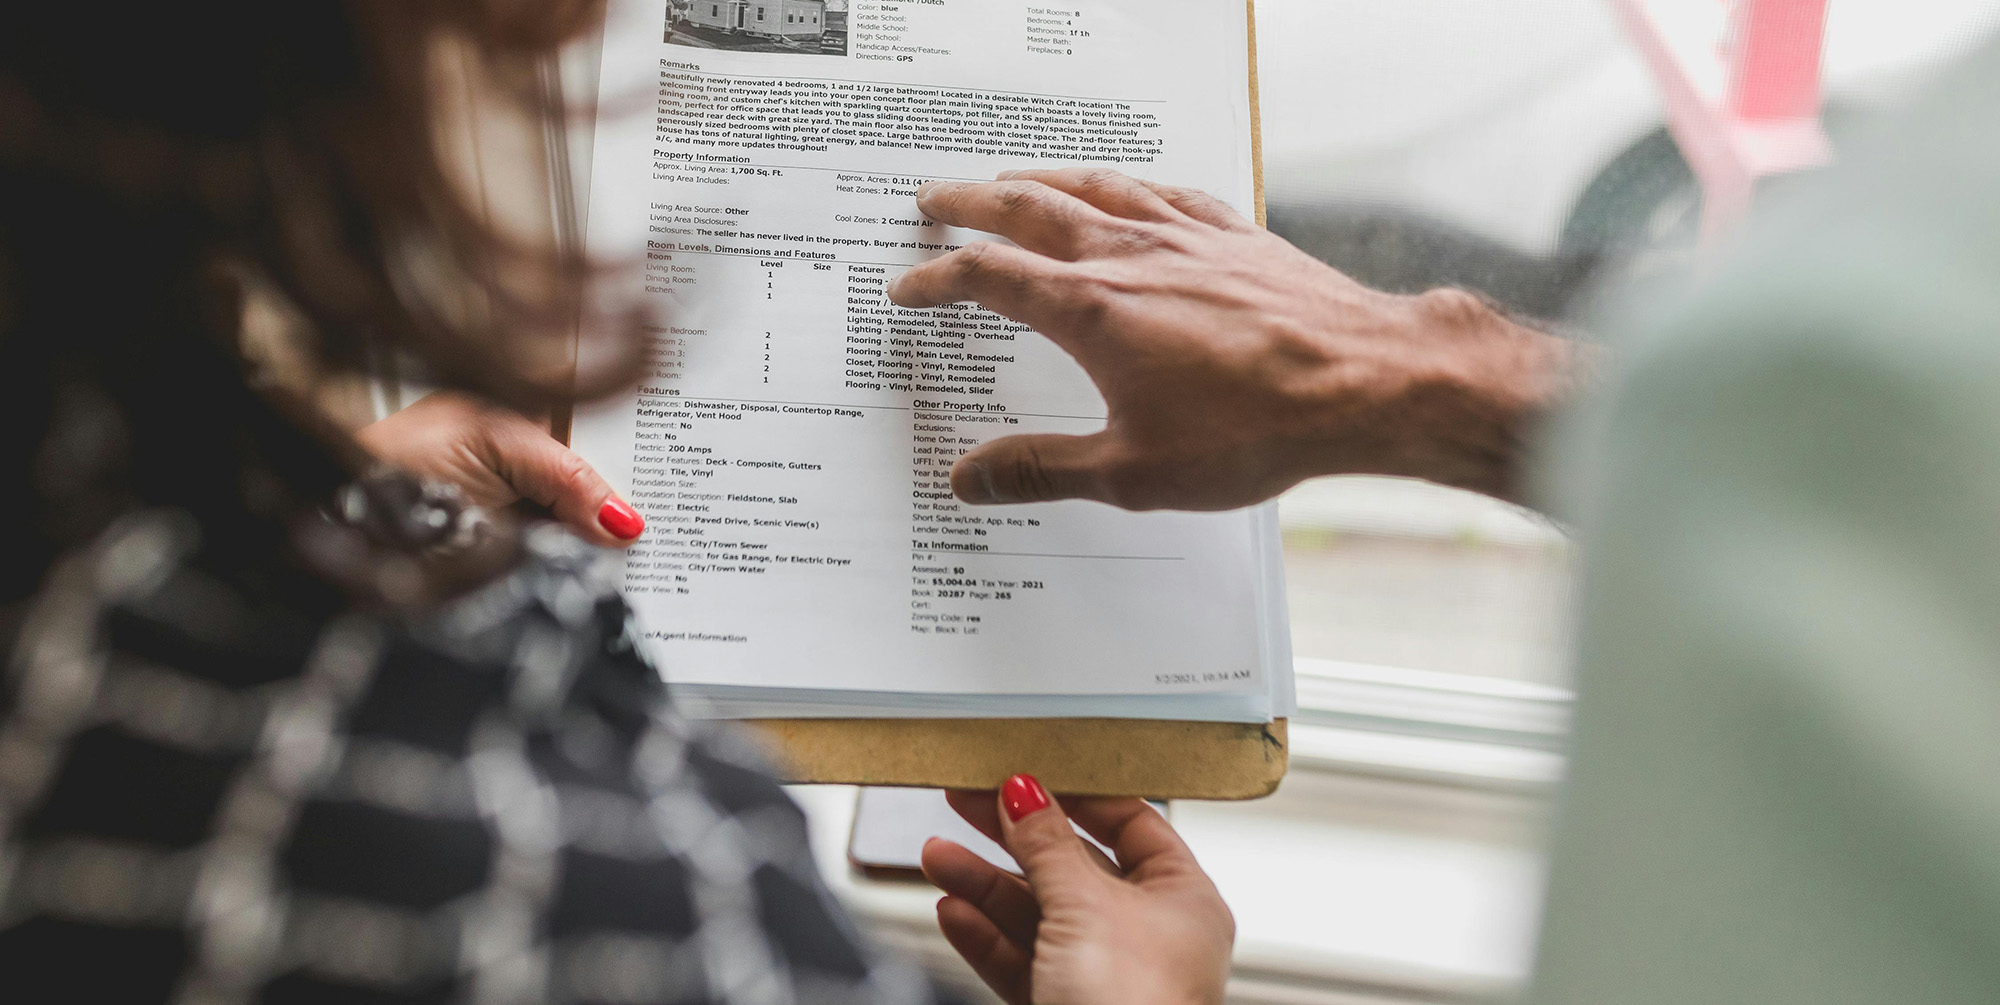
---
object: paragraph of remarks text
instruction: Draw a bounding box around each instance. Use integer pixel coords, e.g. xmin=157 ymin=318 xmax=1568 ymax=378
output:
xmin=657 ymin=70 xmax=1165 ymax=162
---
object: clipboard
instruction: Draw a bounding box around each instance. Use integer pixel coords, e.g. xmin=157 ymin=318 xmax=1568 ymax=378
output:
xmin=559 ymin=0 xmax=1286 ymax=801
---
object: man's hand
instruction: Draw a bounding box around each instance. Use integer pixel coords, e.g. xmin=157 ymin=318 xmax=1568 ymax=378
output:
xmin=887 ymin=168 xmax=1580 ymax=509
xmin=354 ymin=392 xmax=644 ymax=546
xmin=922 ymin=776 xmax=1234 ymax=1005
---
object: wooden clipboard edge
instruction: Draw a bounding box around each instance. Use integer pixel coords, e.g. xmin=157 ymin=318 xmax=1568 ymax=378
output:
xmin=748 ymin=717 xmax=1287 ymax=801
xmin=1248 ymin=0 xmax=1266 ymax=227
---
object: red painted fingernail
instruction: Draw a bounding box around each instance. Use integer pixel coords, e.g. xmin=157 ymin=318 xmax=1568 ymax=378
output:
xmin=1001 ymin=774 xmax=1050 ymax=822
xmin=597 ymin=496 xmax=644 ymax=540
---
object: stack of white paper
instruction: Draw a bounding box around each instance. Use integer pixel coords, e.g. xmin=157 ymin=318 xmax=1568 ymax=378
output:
xmin=570 ymin=0 xmax=1292 ymax=723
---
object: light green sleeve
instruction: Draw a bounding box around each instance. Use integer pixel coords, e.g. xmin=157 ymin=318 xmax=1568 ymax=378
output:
xmin=1526 ymin=149 xmax=2000 ymax=1002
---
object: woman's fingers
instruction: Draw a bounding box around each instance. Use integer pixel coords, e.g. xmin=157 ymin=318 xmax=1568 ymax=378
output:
xmin=994 ymin=775 xmax=1105 ymax=901
xmin=921 ymin=838 xmax=1041 ymax=948
xmin=354 ymin=392 xmax=642 ymax=547
xmin=944 ymin=787 xmax=1006 ymax=843
xmin=945 ymin=788 xmax=1121 ymax=876
xmin=936 ymin=896 xmax=1034 ymax=1005
xmin=931 ymin=781 xmax=1235 ymax=1005
xmin=474 ymin=405 xmax=643 ymax=546
xmin=1066 ymin=797 xmax=1200 ymax=881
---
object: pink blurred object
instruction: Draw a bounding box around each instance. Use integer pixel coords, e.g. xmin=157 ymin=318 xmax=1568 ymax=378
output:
xmin=1611 ymin=0 xmax=1832 ymax=248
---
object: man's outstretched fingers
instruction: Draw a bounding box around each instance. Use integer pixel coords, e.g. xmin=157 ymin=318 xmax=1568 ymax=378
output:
xmin=996 ymin=168 xmax=1181 ymax=224
xmin=914 ymin=178 xmax=1118 ymax=260
xmin=952 ymin=432 xmax=1113 ymax=505
xmin=1134 ymin=178 xmax=1256 ymax=231
xmin=886 ymin=242 xmax=1083 ymax=342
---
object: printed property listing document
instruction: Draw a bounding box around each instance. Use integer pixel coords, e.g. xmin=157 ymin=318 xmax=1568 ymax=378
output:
xmin=570 ymin=0 xmax=1293 ymax=722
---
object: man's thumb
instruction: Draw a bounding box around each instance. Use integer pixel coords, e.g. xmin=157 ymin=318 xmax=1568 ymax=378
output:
xmin=996 ymin=774 xmax=1100 ymax=897
xmin=952 ymin=433 xmax=1110 ymax=505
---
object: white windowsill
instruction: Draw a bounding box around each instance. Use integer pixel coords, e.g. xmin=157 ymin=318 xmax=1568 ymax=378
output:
xmin=771 ymin=653 xmax=1567 ymax=1001
xmin=794 ymin=757 xmax=1554 ymax=1003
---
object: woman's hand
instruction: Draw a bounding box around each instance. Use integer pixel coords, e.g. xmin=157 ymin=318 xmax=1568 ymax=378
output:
xmin=921 ymin=775 xmax=1234 ymax=1005
xmin=354 ymin=392 xmax=645 ymax=547
xmin=887 ymin=169 xmax=1581 ymax=509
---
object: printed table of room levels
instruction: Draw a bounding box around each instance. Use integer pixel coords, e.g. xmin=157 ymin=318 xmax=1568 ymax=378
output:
xmin=623 ymin=246 xmax=1183 ymax=637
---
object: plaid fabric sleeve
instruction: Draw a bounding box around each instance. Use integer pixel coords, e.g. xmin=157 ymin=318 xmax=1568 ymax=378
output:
xmin=0 ymin=513 xmax=935 ymax=1005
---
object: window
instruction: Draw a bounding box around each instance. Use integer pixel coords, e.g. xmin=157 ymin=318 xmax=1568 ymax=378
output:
xmin=1212 ymin=0 xmax=2000 ymax=993
xmin=1262 ymin=0 xmax=2000 ymax=725
xmin=756 ymin=7 xmax=764 ymax=20
xmin=710 ymin=4 xmax=718 ymax=16
xmin=1253 ymin=0 xmax=1611 ymax=798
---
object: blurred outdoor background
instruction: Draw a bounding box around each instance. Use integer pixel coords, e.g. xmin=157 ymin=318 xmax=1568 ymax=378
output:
xmin=1264 ymin=0 xmax=2000 ymax=698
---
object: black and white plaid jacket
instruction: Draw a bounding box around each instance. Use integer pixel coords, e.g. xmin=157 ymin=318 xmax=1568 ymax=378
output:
xmin=0 ymin=501 xmax=933 ymax=1005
